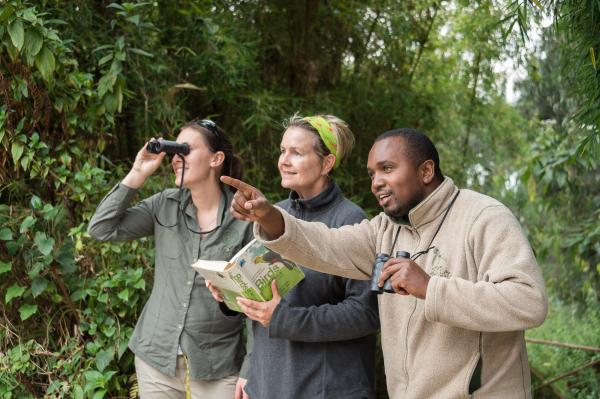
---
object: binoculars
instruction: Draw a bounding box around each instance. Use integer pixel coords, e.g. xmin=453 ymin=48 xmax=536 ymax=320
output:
xmin=370 ymin=250 xmax=411 ymax=294
xmin=146 ymin=139 xmax=190 ymax=155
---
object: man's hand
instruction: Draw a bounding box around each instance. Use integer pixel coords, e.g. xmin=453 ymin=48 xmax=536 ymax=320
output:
xmin=235 ymin=377 xmax=249 ymax=399
xmin=378 ymin=258 xmax=430 ymax=299
xmin=220 ymin=176 xmax=285 ymax=240
xmin=236 ymin=280 xmax=281 ymax=328
xmin=220 ymin=176 xmax=274 ymax=221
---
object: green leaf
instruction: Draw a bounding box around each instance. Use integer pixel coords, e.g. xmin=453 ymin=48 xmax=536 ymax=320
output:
xmin=19 ymin=215 xmax=36 ymax=233
xmin=73 ymin=385 xmax=84 ymax=399
xmin=0 ymin=260 xmax=11 ymax=275
xmin=25 ymin=29 xmax=43 ymax=57
xmin=35 ymin=46 xmax=56 ymax=81
xmin=117 ymin=288 xmax=129 ymax=302
xmin=92 ymin=390 xmax=107 ymax=399
xmin=31 ymin=195 xmax=42 ymax=209
xmin=11 ymin=141 xmax=24 ymax=163
xmin=31 ymin=277 xmax=49 ymax=297
xmin=34 ymin=231 xmax=55 ymax=256
xmin=0 ymin=5 xmax=15 ymax=23
xmin=107 ymin=3 xmax=125 ymax=11
xmin=95 ymin=349 xmax=114 ymax=372
xmin=129 ymin=48 xmax=153 ymax=57
xmin=102 ymin=325 xmax=116 ymax=338
xmin=8 ymin=19 xmax=24 ymax=50
xmin=5 ymin=285 xmax=25 ymax=304
xmin=0 ymin=227 xmax=12 ymax=240
xmin=117 ymin=339 xmax=129 ymax=359
xmin=19 ymin=303 xmax=38 ymax=320
xmin=57 ymin=245 xmax=76 ymax=274
xmin=84 ymin=370 xmax=104 ymax=386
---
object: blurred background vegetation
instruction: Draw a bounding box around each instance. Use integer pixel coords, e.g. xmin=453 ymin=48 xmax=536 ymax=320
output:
xmin=0 ymin=0 xmax=598 ymax=398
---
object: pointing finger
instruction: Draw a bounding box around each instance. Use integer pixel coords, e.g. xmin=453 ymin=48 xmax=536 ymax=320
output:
xmin=221 ymin=176 xmax=258 ymax=196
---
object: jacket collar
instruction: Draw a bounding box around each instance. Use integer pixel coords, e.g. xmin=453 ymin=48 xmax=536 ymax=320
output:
xmin=288 ymin=180 xmax=342 ymax=212
xmin=392 ymin=177 xmax=459 ymax=229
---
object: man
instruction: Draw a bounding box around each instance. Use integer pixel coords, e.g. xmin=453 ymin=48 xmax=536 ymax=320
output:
xmin=221 ymin=128 xmax=547 ymax=398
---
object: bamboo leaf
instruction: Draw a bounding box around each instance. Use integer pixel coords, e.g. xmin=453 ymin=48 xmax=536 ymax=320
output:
xmin=129 ymin=47 xmax=153 ymax=57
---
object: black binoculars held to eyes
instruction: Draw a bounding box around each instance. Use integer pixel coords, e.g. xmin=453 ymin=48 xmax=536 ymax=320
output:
xmin=146 ymin=139 xmax=190 ymax=155
xmin=371 ymin=250 xmax=411 ymax=294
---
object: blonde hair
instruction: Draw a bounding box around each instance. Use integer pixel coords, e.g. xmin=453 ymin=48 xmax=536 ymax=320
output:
xmin=284 ymin=113 xmax=355 ymax=166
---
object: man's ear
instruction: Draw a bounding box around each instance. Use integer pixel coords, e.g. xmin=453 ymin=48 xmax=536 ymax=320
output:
xmin=321 ymin=154 xmax=336 ymax=175
xmin=421 ymin=159 xmax=435 ymax=184
xmin=211 ymin=151 xmax=225 ymax=168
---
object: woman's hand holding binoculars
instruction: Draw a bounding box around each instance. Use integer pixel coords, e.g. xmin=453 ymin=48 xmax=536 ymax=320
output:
xmin=122 ymin=140 xmax=167 ymax=189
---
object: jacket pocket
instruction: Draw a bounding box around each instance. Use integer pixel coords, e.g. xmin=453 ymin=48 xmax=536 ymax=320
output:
xmin=468 ymin=355 xmax=482 ymax=396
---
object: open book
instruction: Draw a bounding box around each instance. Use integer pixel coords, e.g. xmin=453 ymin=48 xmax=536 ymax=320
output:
xmin=191 ymin=239 xmax=305 ymax=312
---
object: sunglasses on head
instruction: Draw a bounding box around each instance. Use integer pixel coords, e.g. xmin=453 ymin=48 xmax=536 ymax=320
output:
xmin=191 ymin=119 xmax=223 ymax=151
xmin=195 ymin=119 xmax=219 ymax=135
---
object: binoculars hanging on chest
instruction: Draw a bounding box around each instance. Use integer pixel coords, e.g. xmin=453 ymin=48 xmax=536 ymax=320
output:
xmin=370 ymin=251 xmax=411 ymax=294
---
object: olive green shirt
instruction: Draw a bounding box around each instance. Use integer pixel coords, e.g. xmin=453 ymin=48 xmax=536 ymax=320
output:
xmin=88 ymin=183 xmax=254 ymax=380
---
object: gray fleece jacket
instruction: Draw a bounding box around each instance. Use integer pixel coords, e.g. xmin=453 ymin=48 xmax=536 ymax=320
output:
xmin=244 ymin=181 xmax=380 ymax=399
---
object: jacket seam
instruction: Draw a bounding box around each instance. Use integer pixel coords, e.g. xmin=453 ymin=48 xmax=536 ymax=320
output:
xmin=519 ymin=344 xmax=527 ymax=398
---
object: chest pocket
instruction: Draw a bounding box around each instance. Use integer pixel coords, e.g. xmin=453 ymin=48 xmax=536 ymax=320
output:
xmin=155 ymin=227 xmax=183 ymax=259
xmin=202 ymin=244 xmax=239 ymax=261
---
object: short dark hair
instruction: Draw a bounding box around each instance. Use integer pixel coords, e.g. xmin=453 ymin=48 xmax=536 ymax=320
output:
xmin=375 ymin=128 xmax=443 ymax=179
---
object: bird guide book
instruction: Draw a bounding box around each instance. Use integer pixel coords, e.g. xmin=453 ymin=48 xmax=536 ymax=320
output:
xmin=191 ymin=239 xmax=305 ymax=312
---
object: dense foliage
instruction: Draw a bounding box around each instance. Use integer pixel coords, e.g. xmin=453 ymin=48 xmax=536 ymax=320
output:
xmin=0 ymin=1 xmax=597 ymax=398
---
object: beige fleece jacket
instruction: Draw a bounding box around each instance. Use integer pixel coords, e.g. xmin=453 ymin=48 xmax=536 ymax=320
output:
xmin=255 ymin=177 xmax=547 ymax=398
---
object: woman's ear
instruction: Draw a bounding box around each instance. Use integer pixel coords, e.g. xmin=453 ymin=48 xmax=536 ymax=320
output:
xmin=211 ymin=151 xmax=225 ymax=168
xmin=421 ymin=159 xmax=435 ymax=184
xmin=321 ymin=154 xmax=336 ymax=175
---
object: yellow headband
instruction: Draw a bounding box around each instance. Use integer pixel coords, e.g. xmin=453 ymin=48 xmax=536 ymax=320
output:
xmin=304 ymin=116 xmax=340 ymax=168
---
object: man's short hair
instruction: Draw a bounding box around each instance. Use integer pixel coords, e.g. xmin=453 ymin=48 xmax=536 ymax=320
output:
xmin=375 ymin=128 xmax=443 ymax=179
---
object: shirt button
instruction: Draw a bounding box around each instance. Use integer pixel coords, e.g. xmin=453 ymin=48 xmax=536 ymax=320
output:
xmin=178 ymin=324 xmax=183 ymax=329
xmin=182 ymin=303 xmax=187 ymax=308
xmin=187 ymin=280 xmax=192 ymax=285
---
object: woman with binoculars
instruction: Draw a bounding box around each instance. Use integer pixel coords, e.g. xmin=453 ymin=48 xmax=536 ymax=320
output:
xmin=88 ymin=119 xmax=253 ymax=398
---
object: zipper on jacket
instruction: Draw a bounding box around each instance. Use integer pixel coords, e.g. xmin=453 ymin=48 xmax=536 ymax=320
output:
xmin=403 ymin=297 xmax=418 ymax=393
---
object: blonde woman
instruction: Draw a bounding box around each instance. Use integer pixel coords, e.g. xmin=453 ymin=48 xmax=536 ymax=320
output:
xmin=212 ymin=115 xmax=380 ymax=399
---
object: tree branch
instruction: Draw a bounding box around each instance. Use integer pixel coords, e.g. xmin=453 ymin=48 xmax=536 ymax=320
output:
xmin=535 ymin=357 xmax=600 ymax=390
xmin=526 ymin=337 xmax=600 ymax=352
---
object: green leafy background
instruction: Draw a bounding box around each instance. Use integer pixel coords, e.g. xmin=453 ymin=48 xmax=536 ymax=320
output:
xmin=0 ymin=1 xmax=598 ymax=398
